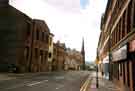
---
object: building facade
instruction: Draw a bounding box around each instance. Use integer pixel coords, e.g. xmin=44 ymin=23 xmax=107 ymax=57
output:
xmin=48 ymin=33 xmax=54 ymax=71
xmin=52 ymin=41 xmax=66 ymax=71
xmin=0 ymin=0 xmax=54 ymax=72
xmin=64 ymin=49 xmax=83 ymax=71
xmin=0 ymin=0 xmax=33 ymax=72
xmin=52 ymin=43 xmax=58 ymax=71
xmin=97 ymin=0 xmax=135 ymax=91
xmin=30 ymin=19 xmax=53 ymax=72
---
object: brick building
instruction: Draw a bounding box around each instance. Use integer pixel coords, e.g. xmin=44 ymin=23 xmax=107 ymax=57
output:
xmin=97 ymin=0 xmax=135 ymax=91
xmin=0 ymin=0 xmax=33 ymax=72
xmin=29 ymin=19 xmax=53 ymax=72
xmin=0 ymin=0 xmax=54 ymax=72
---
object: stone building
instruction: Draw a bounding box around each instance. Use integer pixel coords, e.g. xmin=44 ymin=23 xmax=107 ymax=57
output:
xmin=0 ymin=0 xmax=33 ymax=72
xmin=52 ymin=43 xmax=57 ymax=71
xmin=48 ymin=32 xmax=54 ymax=71
xmin=30 ymin=19 xmax=53 ymax=72
xmin=52 ymin=41 xmax=66 ymax=71
xmin=97 ymin=0 xmax=135 ymax=91
xmin=64 ymin=48 xmax=83 ymax=71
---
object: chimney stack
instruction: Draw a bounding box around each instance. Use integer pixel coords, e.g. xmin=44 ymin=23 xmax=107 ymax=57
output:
xmin=0 ymin=0 xmax=9 ymax=6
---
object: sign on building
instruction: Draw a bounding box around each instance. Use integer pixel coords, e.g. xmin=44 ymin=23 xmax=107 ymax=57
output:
xmin=112 ymin=45 xmax=127 ymax=61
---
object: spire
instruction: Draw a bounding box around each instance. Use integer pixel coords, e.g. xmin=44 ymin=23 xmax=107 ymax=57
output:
xmin=81 ymin=38 xmax=85 ymax=54
xmin=81 ymin=37 xmax=85 ymax=70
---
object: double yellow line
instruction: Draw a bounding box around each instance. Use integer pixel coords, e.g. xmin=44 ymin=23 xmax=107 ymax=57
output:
xmin=80 ymin=76 xmax=91 ymax=91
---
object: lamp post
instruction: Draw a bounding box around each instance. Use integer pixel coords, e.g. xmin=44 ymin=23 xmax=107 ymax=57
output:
xmin=95 ymin=54 xmax=99 ymax=88
xmin=96 ymin=63 xmax=99 ymax=88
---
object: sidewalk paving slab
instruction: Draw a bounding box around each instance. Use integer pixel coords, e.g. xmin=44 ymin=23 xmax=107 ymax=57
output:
xmin=88 ymin=72 xmax=121 ymax=91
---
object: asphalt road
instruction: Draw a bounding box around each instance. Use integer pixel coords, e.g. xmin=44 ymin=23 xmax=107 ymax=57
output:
xmin=0 ymin=71 xmax=90 ymax=91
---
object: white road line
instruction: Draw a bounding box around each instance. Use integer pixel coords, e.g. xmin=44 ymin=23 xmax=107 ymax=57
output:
xmin=27 ymin=82 xmax=42 ymax=86
xmin=55 ymin=85 xmax=64 ymax=90
xmin=27 ymin=80 xmax=48 ymax=87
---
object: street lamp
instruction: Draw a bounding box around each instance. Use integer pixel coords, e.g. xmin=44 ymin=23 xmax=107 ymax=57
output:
xmin=96 ymin=63 xmax=99 ymax=88
xmin=95 ymin=56 xmax=99 ymax=88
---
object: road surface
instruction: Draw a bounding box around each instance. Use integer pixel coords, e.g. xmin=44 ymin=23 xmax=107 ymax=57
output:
xmin=0 ymin=71 xmax=90 ymax=91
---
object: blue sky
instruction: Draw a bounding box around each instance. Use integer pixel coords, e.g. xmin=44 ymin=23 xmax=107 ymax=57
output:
xmin=80 ymin=0 xmax=89 ymax=9
xmin=10 ymin=0 xmax=107 ymax=62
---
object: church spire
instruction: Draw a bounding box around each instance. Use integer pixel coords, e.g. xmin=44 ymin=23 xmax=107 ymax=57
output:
xmin=81 ymin=37 xmax=85 ymax=70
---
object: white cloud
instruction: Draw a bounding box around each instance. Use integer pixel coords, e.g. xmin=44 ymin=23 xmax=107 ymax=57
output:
xmin=10 ymin=0 xmax=107 ymax=61
xmin=44 ymin=0 xmax=80 ymax=13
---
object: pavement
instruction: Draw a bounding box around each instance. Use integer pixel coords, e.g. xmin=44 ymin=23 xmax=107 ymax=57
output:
xmin=0 ymin=71 xmax=90 ymax=91
xmin=87 ymin=72 xmax=121 ymax=91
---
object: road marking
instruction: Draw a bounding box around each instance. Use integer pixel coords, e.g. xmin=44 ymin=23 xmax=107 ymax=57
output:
xmin=80 ymin=76 xmax=91 ymax=91
xmin=27 ymin=80 xmax=48 ymax=87
xmin=83 ymin=78 xmax=91 ymax=91
xmin=56 ymin=85 xmax=64 ymax=90
xmin=55 ymin=76 xmax=65 ymax=80
xmin=27 ymin=82 xmax=42 ymax=86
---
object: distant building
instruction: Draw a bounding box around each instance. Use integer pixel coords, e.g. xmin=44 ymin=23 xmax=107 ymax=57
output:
xmin=64 ymin=48 xmax=83 ymax=70
xmin=48 ymin=32 xmax=54 ymax=71
xmin=52 ymin=43 xmax=58 ymax=71
xmin=52 ymin=41 xmax=66 ymax=71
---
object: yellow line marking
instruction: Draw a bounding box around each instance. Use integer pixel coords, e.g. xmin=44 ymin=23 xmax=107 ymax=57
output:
xmin=80 ymin=76 xmax=91 ymax=91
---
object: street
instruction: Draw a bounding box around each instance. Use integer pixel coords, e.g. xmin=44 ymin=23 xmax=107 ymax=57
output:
xmin=0 ymin=71 xmax=90 ymax=91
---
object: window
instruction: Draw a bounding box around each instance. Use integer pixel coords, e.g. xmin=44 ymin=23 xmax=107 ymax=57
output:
xmin=49 ymin=37 xmax=52 ymax=46
xmin=45 ymin=35 xmax=49 ymax=43
xmin=24 ymin=47 xmax=29 ymax=60
xmin=127 ymin=4 xmax=131 ymax=33
xmin=27 ymin=27 xmax=30 ymax=37
xmin=133 ymin=1 xmax=135 ymax=27
xmin=35 ymin=48 xmax=38 ymax=58
xmin=40 ymin=50 xmax=44 ymax=64
xmin=122 ymin=12 xmax=126 ymax=37
xmin=44 ymin=51 xmax=48 ymax=64
xmin=26 ymin=23 xmax=31 ymax=38
xmin=36 ymin=30 xmax=39 ymax=40
xmin=49 ymin=52 xmax=52 ymax=58
xmin=42 ymin=32 xmax=44 ymax=41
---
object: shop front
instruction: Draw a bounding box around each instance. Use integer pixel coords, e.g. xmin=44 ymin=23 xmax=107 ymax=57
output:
xmin=102 ymin=55 xmax=109 ymax=80
xmin=112 ymin=45 xmax=129 ymax=90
